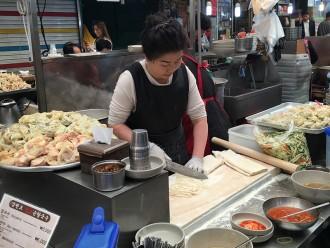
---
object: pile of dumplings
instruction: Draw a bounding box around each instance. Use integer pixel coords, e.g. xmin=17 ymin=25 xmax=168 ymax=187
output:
xmin=0 ymin=111 xmax=105 ymax=167
xmin=262 ymin=104 xmax=330 ymax=129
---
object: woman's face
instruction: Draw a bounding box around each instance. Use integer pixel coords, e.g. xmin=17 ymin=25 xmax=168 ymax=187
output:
xmin=94 ymin=25 xmax=102 ymax=38
xmin=146 ymin=51 xmax=183 ymax=84
xmin=73 ymin=46 xmax=81 ymax=54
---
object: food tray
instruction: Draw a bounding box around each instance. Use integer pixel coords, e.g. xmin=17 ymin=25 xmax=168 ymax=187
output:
xmin=76 ymin=109 xmax=108 ymax=121
xmin=0 ymin=161 xmax=79 ymax=172
xmin=245 ymin=102 xmax=326 ymax=134
xmin=0 ymin=88 xmax=36 ymax=99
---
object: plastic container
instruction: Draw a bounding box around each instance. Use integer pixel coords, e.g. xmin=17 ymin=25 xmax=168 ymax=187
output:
xmin=73 ymin=207 xmax=119 ymax=248
xmin=212 ymin=77 xmax=228 ymax=106
xmin=228 ymin=124 xmax=262 ymax=152
xmin=326 ymin=127 xmax=330 ymax=169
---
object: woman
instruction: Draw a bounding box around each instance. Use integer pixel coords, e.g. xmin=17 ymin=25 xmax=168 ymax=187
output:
xmin=95 ymin=38 xmax=112 ymax=52
xmin=108 ymin=13 xmax=208 ymax=172
xmin=85 ymin=21 xmax=113 ymax=51
xmin=63 ymin=42 xmax=81 ymax=55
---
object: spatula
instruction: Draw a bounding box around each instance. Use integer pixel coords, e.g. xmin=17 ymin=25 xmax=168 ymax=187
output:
xmin=279 ymin=201 xmax=330 ymax=219
xmin=233 ymin=236 xmax=257 ymax=248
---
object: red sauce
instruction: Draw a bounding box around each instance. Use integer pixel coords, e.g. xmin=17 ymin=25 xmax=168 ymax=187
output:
xmin=267 ymin=206 xmax=316 ymax=224
xmin=239 ymin=220 xmax=267 ymax=230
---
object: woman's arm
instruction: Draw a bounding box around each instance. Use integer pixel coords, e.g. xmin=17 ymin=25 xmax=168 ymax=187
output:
xmin=192 ymin=117 xmax=208 ymax=158
xmin=111 ymin=123 xmax=133 ymax=143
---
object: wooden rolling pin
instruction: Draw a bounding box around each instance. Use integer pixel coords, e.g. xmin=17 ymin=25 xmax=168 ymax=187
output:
xmin=211 ymin=137 xmax=298 ymax=174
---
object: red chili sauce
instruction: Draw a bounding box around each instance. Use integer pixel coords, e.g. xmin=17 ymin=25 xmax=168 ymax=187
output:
xmin=267 ymin=206 xmax=316 ymax=224
xmin=239 ymin=220 xmax=267 ymax=230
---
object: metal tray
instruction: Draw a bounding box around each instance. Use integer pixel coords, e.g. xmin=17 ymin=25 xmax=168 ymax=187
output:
xmin=245 ymin=102 xmax=326 ymax=134
xmin=0 ymin=88 xmax=36 ymax=98
xmin=76 ymin=109 xmax=108 ymax=121
xmin=0 ymin=161 xmax=79 ymax=172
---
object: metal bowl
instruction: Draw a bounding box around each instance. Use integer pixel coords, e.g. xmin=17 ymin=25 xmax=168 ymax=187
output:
xmin=135 ymin=222 xmax=185 ymax=247
xmin=291 ymin=170 xmax=330 ymax=203
xmin=186 ymin=228 xmax=253 ymax=248
xmin=92 ymin=160 xmax=125 ymax=191
xmin=304 ymin=165 xmax=330 ymax=173
xmin=263 ymin=197 xmax=319 ymax=231
xmin=231 ymin=212 xmax=273 ymax=236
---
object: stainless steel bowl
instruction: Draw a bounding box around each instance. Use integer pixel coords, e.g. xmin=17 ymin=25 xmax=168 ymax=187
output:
xmin=186 ymin=228 xmax=253 ymax=248
xmin=92 ymin=160 xmax=125 ymax=191
xmin=136 ymin=223 xmax=185 ymax=247
xmin=291 ymin=170 xmax=330 ymax=203
xmin=263 ymin=197 xmax=319 ymax=231
xmin=231 ymin=212 xmax=273 ymax=236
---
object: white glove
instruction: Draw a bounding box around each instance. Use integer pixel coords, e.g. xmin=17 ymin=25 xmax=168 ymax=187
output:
xmin=185 ymin=156 xmax=204 ymax=173
xmin=149 ymin=142 xmax=171 ymax=162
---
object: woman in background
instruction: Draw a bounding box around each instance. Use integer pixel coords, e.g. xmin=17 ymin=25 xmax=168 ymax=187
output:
xmin=85 ymin=21 xmax=113 ymax=51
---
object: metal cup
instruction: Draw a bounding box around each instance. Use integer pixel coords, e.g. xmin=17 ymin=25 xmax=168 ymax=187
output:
xmin=130 ymin=129 xmax=150 ymax=170
xmin=131 ymin=129 xmax=149 ymax=148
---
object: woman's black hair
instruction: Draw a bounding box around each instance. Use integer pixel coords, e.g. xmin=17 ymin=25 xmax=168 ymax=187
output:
xmin=63 ymin=42 xmax=80 ymax=55
xmin=141 ymin=13 xmax=189 ymax=60
xmin=95 ymin=38 xmax=112 ymax=51
xmin=195 ymin=13 xmax=211 ymax=31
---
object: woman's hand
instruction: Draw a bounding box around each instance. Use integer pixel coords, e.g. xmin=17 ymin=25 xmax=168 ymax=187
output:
xmin=185 ymin=156 xmax=203 ymax=173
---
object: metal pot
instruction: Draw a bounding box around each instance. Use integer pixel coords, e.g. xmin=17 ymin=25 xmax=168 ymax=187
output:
xmin=0 ymin=99 xmax=22 ymax=125
xmin=235 ymin=38 xmax=253 ymax=52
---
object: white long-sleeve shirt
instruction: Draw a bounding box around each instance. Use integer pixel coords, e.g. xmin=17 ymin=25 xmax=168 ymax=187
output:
xmin=108 ymin=59 xmax=206 ymax=125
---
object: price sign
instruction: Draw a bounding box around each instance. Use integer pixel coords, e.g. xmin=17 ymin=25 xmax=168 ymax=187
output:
xmin=0 ymin=194 xmax=60 ymax=248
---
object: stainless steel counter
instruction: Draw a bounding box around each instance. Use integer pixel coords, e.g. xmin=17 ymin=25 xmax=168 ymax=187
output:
xmin=186 ymin=173 xmax=330 ymax=247
xmin=0 ymin=168 xmax=169 ymax=248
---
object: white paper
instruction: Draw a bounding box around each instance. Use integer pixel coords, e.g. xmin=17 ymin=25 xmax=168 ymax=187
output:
xmin=92 ymin=126 xmax=113 ymax=144
xmin=0 ymin=194 xmax=60 ymax=248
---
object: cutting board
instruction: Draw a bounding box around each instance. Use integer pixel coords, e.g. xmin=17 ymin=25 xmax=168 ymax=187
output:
xmin=169 ymin=157 xmax=277 ymax=227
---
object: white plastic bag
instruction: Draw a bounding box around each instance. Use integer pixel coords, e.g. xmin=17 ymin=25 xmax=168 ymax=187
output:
xmin=249 ymin=0 xmax=279 ymax=15
xmin=201 ymin=33 xmax=210 ymax=52
xmin=252 ymin=11 xmax=284 ymax=54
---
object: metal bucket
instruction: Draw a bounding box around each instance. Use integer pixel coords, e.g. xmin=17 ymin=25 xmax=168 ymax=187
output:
xmin=235 ymin=38 xmax=253 ymax=52
xmin=212 ymin=77 xmax=228 ymax=106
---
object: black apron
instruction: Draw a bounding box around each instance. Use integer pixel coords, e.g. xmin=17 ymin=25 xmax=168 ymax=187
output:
xmin=126 ymin=62 xmax=189 ymax=164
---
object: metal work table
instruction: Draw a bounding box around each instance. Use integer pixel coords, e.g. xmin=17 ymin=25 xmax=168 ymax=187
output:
xmin=185 ymin=173 xmax=330 ymax=247
xmin=0 ymin=168 xmax=169 ymax=248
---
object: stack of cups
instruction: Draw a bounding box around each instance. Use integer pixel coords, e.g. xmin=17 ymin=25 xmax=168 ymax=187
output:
xmin=130 ymin=129 xmax=151 ymax=170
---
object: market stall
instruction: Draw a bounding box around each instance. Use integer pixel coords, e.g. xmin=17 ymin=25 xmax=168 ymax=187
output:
xmin=0 ymin=1 xmax=329 ymax=248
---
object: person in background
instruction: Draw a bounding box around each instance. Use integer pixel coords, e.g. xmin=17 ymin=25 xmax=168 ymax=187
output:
xmin=295 ymin=11 xmax=316 ymax=38
xmin=195 ymin=13 xmax=212 ymax=52
xmin=108 ymin=13 xmax=208 ymax=172
xmin=317 ymin=12 xmax=330 ymax=36
xmin=85 ymin=21 xmax=113 ymax=51
xmin=63 ymin=42 xmax=81 ymax=55
xmin=95 ymin=38 xmax=112 ymax=52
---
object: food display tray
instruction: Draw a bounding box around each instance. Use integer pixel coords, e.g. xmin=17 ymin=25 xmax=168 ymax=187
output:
xmin=76 ymin=109 xmax=108 ymax=121
xmin=0 ymin=161 xmax=79 ymax=172
xmin=0 ymin=88 xmax=36 ymax=101
xmin=245 ymin=102 xmax=325 ymax=134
